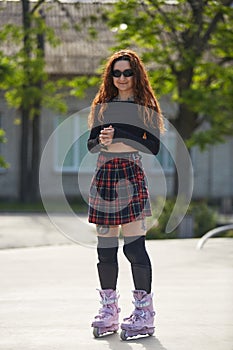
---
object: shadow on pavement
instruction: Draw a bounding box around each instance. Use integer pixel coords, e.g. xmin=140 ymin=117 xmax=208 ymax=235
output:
xmin=93 ymin=333 xmax=168 ymax=349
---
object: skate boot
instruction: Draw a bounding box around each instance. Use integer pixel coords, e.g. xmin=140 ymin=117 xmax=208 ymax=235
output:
xmin=120 ymin=290 xmax=155 ymax=340
xmin=92 ymin=289 xmax=120 ymax=338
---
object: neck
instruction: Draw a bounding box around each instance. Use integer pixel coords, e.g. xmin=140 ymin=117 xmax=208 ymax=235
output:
xmin=117 ymin=92 xmax=134 ymax=101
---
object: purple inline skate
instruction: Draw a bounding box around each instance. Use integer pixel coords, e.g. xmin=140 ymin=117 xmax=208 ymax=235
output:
xmin=92 ymin=289 xmax=120 ymax=338
xmin=120 ymin=290 xmax=155 ymax=340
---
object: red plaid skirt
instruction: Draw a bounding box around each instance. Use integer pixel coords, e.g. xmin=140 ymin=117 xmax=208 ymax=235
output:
xmin=88 ymin=152 xmax=152 ymax=225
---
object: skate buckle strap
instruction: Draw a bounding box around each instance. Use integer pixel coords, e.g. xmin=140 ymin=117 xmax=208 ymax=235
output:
xmin=134 ymin=309 xmax=146 ymax=318
xmin=98 ymin=306 xmax=115 ymax=317
xmin=124 ymin=308 xmax=146 ymax=322
xmin=134 ymin=300 xmax=150 ymax=308
xmin=100 ymin=295 xmax=117 ymax=306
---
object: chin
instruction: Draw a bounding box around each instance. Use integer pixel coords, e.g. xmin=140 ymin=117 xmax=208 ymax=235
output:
xmin=118 ymin=86 xmax=130 ymax=90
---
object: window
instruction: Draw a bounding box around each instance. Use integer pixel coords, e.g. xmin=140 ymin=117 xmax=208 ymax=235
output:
xmin=154 ymin=119 xmax=176 ymax=173
xmin=54 ymin=113 xmax=176 ymax=174
xmin=54 ymin=109 xmax=96 ymax=172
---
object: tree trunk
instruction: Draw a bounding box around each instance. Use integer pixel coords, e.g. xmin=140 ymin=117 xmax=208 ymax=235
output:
xmin=30 ymin=113 xmax=40 ymax=201
xmin=173 ymin=132 xmax=193 ymax=200
xmin=30 ymin=13 xmax=44 ymax=202
xmin=20 ymin=1 xmax=44 ymax=202
xmin=19 ymin=0 xmax=31 ymax=203
xmin=172 ymin=102 xmax=199 ymax=198
xmin=171 ymin=66 xmax=199 ymax=197
xmin=19 ymin=108 xmax=30 ymax=202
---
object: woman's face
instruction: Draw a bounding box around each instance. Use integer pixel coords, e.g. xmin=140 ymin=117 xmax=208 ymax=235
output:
xmin=112 ymin=60 xmax=134 ymax=97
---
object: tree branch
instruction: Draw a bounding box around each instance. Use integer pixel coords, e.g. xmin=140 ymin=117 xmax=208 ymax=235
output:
xmin=202 ymin=12 xmax=224 ymax=46
xmin=53 ymin=0 xmax=78 ymax=29
xmin=219 ymin=56 xmax=233 ymax=65
xmin=30 ymin=0 xmax=45 ymax=14
xmin=158 ymin=31 xmax=178 ymax=75
xmin=188 ymin=0 xmax=204 ymax=36
xmin=201 ymin=0 xmax=232 ymax=47
xmin=140 ymin=0 xmax=181 ymax=49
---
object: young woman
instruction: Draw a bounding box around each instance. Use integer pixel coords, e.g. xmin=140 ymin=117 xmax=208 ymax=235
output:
xmin=87 ymin=50 xmax=165 ymax=339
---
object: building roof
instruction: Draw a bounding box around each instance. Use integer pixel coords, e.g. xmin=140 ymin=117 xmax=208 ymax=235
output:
xmin=0 ymin=1 xmax=116 ymax=75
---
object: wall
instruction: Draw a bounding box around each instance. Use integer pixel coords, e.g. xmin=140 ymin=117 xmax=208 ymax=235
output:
xmin=0 ymin=91 xmax=232 ymax=204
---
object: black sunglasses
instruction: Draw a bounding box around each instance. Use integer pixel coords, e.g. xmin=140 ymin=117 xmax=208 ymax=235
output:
xmin=112 ymin=69 xmax=134 ymax=78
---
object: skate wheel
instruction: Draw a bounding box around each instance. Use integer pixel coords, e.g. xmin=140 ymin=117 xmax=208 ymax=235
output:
xmin=93 ymin=327 xmax=100 ymax=338
xmin=148 ymin=328 xmax=155 ymax=336
xmin=120 ymin=329 xmax=128 ymax=341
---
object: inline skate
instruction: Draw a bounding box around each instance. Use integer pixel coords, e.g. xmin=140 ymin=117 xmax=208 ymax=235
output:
xmin=92 ymin=289 xmax=120 ymax=338
xmin=120 ymin=290 xmax=155 ymax=340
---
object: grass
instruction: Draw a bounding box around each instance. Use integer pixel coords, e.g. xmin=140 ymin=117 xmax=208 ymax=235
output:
xmin=0 ymin=201 xmax=46 ymax=212
xmin=0 ymin=199 xmax=88 ymax=213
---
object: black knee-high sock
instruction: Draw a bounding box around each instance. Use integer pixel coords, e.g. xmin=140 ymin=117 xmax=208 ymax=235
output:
xmin=123 ymin=236 xmax=152 ymax=293
xmin=97 ymin=236 xmax=119 ymax=290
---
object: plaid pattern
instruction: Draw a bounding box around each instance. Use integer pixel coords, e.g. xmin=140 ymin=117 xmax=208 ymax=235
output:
xmin=88 ymin=152 xmax=152 ymax=225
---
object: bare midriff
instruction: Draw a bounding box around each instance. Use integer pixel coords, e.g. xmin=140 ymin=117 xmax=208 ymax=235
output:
xmin=101 ymin=142 xmax=137 ymax=153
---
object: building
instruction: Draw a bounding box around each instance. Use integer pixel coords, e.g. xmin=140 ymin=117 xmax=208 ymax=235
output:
xmin=0 ymin=1 xmax=232 ymax=213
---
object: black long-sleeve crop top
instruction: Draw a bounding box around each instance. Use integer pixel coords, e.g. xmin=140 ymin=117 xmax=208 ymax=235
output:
xmin=87 ymin=101 xmax=160 ymax=156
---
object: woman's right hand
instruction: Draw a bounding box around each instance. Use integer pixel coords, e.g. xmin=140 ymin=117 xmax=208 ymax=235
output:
xmin=99 ymin=125 xmax=115 ymax=147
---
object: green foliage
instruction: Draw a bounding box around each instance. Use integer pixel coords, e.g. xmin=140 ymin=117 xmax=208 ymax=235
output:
xmin=88 ymin=27 xmax=98 ymax=39
xmin=0 ymin=129 xmax=9 ymax=169
xmin=65 ymin=76 xmax=101 ymax=98
xmin=222 ymin=230 xmax=233 ymax=238
xmin=147 ymin=198 xmax=217 ymax=239
xmin=147 ymin=197 xmax=179 ymax=239
xmin=0 ymin=3 xmax=100 ymax=118
xmin=190 ymin=202 xmax=217 ymax=238
xmin=0 ymin=129 xmax=6 ymax=144
xmin=0 ymin=55 xmax=14 ymax=83
xmin=0 ymin=5 xmax=69 ymax=118
xmin=0 ymin=156 xmax=9 ymax=169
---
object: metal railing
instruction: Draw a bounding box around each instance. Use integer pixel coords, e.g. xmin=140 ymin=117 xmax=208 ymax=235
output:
xmin=196 ymin=224 xmax=233 ymax=250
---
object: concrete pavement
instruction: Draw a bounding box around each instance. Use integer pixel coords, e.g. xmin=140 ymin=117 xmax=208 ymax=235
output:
xmin=0 ymin=214 xmax=233 ymax=350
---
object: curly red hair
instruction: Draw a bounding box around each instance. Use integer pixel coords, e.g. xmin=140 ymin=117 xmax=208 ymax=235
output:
xmin=88 ymin=49 xmax=165 ymax=132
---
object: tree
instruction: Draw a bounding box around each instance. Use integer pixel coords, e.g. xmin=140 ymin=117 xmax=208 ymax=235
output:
xmin=105 ymin=0 xmax=233 ymax=195
xmin=0 ymin=0 xmax=100 ymax=203
xmin=0 ymin=0 xmax=67 ymax=202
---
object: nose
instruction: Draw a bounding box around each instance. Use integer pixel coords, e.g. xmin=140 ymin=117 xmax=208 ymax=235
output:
xmin=119 ymin=74 xmax=126 ymax=81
